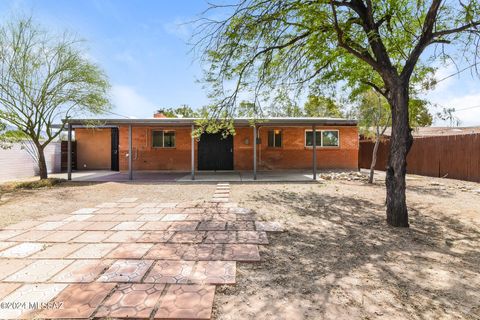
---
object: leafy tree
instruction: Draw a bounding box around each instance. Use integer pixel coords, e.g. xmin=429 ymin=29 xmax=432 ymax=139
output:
xmin=409 ymin=98 xmax=433 ymax=127
xmin=304 ymin=95 xmax=344 ymax=117
xmin=158 ymin=104 xmax=199 ymax=118
xmin=195 ymin=0 xmax=480 ymax=227
xmin=0 ymin=18 xmax=110 ymax=179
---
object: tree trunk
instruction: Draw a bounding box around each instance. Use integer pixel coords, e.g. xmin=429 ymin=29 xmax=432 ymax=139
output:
xmin=36 ymin=144 xmax=48 ymax=180
xmin=385 ymin=84 xmax=413 ymax=227
xmin=368 ymin=134 xmax=380 ymax=184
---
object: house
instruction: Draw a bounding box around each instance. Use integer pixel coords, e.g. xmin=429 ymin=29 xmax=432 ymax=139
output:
xmin=65 ymin=112 xmax=359 ymax=180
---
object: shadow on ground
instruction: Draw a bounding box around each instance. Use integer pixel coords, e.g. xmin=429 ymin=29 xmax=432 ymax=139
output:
xmin=213 ymin=186 xmax=480 ymax=320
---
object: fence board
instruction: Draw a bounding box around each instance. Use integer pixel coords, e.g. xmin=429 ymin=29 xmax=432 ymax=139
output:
xmin=359 ymin=133 xmax=480 ymax=182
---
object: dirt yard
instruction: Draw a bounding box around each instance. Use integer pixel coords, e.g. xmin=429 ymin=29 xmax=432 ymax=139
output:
xmin=0 ymin=173 xmax=479 ymax=319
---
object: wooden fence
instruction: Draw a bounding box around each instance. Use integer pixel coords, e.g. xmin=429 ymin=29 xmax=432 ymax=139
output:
xmin=359 ymin=133 xmax=480 ymax=182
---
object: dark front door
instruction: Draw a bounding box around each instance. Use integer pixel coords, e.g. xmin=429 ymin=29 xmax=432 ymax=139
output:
xmin=111 ymin=127 xmax=119 ymax=171
xmin=197 ymin=133 xmax=234 ymax=170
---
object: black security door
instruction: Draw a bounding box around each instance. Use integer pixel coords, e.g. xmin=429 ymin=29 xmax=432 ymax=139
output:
xmin=111 ymin=127 xmax=119 ymax=171
xmin=197 ymin=133 xmax=234 ymax=170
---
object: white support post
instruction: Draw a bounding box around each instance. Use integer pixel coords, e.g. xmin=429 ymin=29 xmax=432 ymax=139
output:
xmin=312 ymin=125 xmax=317 ymax=180
xmin=128 ymin=124 xmax=133 ymax=181
xmin=191 ymin=125 xmax=195 ymax=180
xmin=67 ymin=123 xmax=72 ymax=181
xmin=253 ymin=125 xmax=257 ymax=180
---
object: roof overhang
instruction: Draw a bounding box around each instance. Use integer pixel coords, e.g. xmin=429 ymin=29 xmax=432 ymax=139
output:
xmin=59 ymin=117 xmax=357 ymax=129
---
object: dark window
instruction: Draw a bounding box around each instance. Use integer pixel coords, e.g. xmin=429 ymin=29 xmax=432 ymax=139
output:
xmin=267 ymin=130 xmax=282 ymax=148
xmin=305 ymin=131 xmax=322 ymax=147
xmin=322 ymin=130 xmax=339 ymax=147
xmin=152 ymin=130 xmax=175 ymax=148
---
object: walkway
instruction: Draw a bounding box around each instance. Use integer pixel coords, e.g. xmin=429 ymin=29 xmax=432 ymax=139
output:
xmin=0 ymin=183 xmax=283 ymax=319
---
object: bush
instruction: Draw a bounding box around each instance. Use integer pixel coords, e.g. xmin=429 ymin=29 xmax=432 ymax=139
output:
xmin=13 ymin=178 xmax=66 ymax=190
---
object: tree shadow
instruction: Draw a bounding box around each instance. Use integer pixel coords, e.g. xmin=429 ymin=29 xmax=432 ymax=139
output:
xmin=214 ymin=189 xmax=480 ymax=319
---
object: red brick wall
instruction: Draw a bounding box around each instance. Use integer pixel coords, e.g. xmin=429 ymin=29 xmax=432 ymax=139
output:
xmin=114 ymin=125 xmax=358 ymax=171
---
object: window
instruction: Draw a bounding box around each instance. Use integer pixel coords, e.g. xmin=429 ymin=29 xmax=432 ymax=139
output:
xmin=305 ymin=130 xmax=339 ymax=147
xmin=152 ymin=130 xmax=175 ymax=148
xmin=267 ymin=130 xmax=282 ymax=148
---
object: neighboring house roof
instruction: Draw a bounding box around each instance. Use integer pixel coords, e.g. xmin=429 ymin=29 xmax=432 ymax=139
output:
xmin=382 ymin=126 xmax=480 ymax=137
xmin=61 ymin=117 xmax=358 ymax=128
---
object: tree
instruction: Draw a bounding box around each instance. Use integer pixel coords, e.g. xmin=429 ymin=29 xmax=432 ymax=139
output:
xmin=0 ymin=18 xmax=110 ymax=179
xmin=436 ymin=107 xmax=461 ymax=127
xmin=356 ymin=91 xmax=391 ymax=184
xmin=304 ymin=95 xmax=344 ymax=117
xmin=159 ymin=105 xmax=199 ymax=118
xmin=195 ymin=0 xmax=480 ymax=227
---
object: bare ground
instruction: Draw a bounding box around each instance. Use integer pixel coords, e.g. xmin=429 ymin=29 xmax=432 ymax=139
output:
xmin=0 ymin=174 xmax=479 ymax=320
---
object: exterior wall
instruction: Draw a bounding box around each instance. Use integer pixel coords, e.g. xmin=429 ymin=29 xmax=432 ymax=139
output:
xmin=234 ymin=126 xmax=358 ymax=170
xmin=76 ymin=128 xmax=111 ymax=170
xmin=114 ymin=125 xmax=358 ymax=171
xmin=119 ymin=126 xmax=196 ymax=171
xmin=0 ymin=142 xmax=61 ymax=182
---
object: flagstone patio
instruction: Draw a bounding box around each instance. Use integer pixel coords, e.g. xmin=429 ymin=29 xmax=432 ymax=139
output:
xmin=0 ymin=183 xmax=283 ymax=319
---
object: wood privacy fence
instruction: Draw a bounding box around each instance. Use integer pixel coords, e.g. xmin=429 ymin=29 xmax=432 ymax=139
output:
xmin=359 ymin=133 xmax=480 ymax=182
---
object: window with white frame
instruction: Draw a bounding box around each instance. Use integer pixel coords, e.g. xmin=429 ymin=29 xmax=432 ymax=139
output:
xmin=152 ymin=130 xmax=176 ymax=148
xmin=305 ymin=129 xmax=339 ymax=147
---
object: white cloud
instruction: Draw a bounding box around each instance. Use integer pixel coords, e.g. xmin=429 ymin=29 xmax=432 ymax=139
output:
xmin=163 ymin=17 xmax=193 ymax=41
xmin=110 ymin=85 xmax=155 ymax=118
xmin=434 ymin=93 xmax=480 ymax=127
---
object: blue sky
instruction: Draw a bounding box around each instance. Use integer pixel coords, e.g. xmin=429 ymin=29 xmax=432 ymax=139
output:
xmin=0 ymin=0 xmax=479 ymax=126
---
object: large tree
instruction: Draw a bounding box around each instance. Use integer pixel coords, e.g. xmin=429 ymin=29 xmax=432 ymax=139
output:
xmin=0 ymin=18 xmax=110 ymax=179
xmin=304 ymin=94 xmax=344 ymax=117
xmin=195 ymin=0 xmax=480 ymax=227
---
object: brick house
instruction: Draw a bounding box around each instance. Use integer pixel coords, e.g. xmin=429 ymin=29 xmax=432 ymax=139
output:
xmin=66 ymin=114 xmax=358 ymax=180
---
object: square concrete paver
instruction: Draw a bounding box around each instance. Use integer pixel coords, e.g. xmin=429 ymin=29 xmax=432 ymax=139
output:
xmin=227 ymin=221 xmax=255 ymax=231
xmin=0 ymin=283 xmax=68 ymax=319
xmin=189 ymin=261 xmax=236 ymax=284
xmin=8 ymin=230 xmax=53 ymax=242
xmin=112 ymin=221 xmax=145 ymax=231
xmin=237 ymin=231 xmax=269 ymax=244
xmin=31 ymin=243 xmax=85 ymax=259
xmin=3 ymin=220 xmax=42 ymax=230
xmin=96 ymin=202 xmax=118 ymax=208
xmin=145 ymin=244 xmax=187 ymax=260
xmin=138 ymin=207 xmax=163 ymax=214
xmin=104 ymin=231 xmax=145 ymax=242
xmin=94 ymin=207 xmax=120 ymax=214
xmin=5 ymin=259 xmax=73 ymax=282
xmin=39 ymin=283 xmax=115 ymax=319
xmin=51 ymin=259 xmax=113 ymax=283
xmin=223 ymin=244 xmax=261 ymax=261
xmin=137 ymin=202 xmax=159 ymax=208
xmin=140 ymin=221 xmax=172 ymax=231
xmin=161 ymin=214 xmax=188 ymax=221
xmin=106 ymin=243 xmax=153 ymax=259
xmin=137 ymin=231 xmax=174 ymax=243
xmin=182 ymin=244 xmax=224 ymax=261
xmin=0 ymin=259 xmax=33 ymax=280
xmin=67 ymin=243 xmax=118 ymax=259
xmin=82 ymin=221 xmax=119 ymax=231
xmin=169 ymin=221 xmax=199 ymax=231
xmin=157 ymin=202 xmax=177 ymax=208
xmin=0 ymin=230 xmax=25 ymax=241
xmin=169 ymin=231 xmax=205 ymax=244
xmin=40 ymin=230 xmax=84 ymax=242
xmin=0 ymin=283 xmax=21 ymax=300
xmin=63 ymin=214 xmax=94 ymax=222
xmin=0 ymin=242 xmax=45 ymax=258
xmin=71 ymin=231 xmax=114 ymax=243
xmin=154 ymin=284 xmax=216 ymax=319
xmin=137 ymin=214 xmax=165 ymax=221
xmin=144 ymin=260 xmax=195 ymax=284
xmin=34 ymin=221 xmax=68 ymax=230
xmin=96 ymin=283 xmax=165 ymax=319
xmin=198 ymin=221 xmax=226 ymax=231
xmin=204 ymin=231 xmax=237 ymax=244
xmin=97 ymin=259 xmax=153 ymax=282
xmin=57 ymin=221 xmax=94 ymax=231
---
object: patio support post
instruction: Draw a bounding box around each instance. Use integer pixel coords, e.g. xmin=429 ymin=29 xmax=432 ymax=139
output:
xmin=67 ymin=123 xmax=72 ymax=181
xmin=191 ymin=125 xmax=195 ymax=180
xmin=253 ymin=125 xmax=257 ymax=180
xmin=128 ymin=124 xmax=133 ymax=181
xmin=312 ymin=125 xmax=317 ymax=180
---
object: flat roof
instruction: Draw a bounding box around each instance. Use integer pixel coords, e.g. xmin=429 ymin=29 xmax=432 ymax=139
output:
xmin=64 ymin=117 xmax=357 ymax=128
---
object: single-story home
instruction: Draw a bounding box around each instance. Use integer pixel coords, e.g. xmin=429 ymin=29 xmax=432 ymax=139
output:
xmin=65 ymin=112 xmax=359 ymax=180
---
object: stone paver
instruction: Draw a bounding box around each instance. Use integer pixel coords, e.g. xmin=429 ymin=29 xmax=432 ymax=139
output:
xmin=5 ymin=259 xmax=73 ymax=282
xmin=97 ymin=259 xmax=153 ymax=282
xmin=144 ymin=260 xmax=195 ymax=284
xmin=0 ymin=242 xmax=45 ymax=258
xmin=0 ymin=187 xmax=282 ymax=319
xmin=51 ymin=259 xmax=113 ymax=283
xmin=39 ymin=283 xmax=115 ymax=319
xmin=31 ymin=243 xmax=85 ymax=259
xmin=189 ymin=261 xmax=236 ymax=284
xmin=154 ymin=284 xmax=216 ymax=319
xmin=0 ymin=260 xmax=32 ymax=280
xmin=96 ymin=283 xmax=165 ymax=319
xmin=106 ymin=243 xmax=153 ymax=259
xmin=67 ymin=243 xmax=118 ymax=259
xmin=0 ymin=283 xmax=67 ymax=319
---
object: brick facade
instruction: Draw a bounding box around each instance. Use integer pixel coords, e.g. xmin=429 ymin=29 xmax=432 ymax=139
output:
xmin=76 ymin=125 xmax=358 ymax=171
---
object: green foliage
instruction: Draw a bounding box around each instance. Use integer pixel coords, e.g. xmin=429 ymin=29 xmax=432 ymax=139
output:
xmin=409 ymin=98 xmax=433 ymax=127
xmin=304 ymin=95 xmax=344 ymax=117
xmin=0 ymin=122 xmax=26 ymax=149
xmin=158 ymin=105 xmax=199 ymax=118
xmin=12 ymin=178 xmax=66 ymax=190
